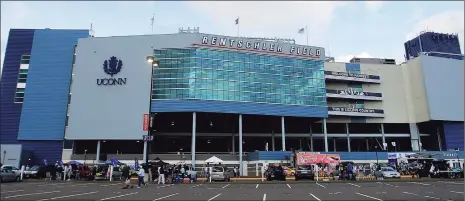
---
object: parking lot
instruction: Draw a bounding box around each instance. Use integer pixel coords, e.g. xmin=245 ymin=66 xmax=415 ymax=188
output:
xmin=1 ymin=180 xmax=463 ymax=201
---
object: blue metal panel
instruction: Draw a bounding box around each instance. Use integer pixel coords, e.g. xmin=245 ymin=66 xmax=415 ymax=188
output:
xmin=151 ymin=100 xmax=328 ymax=118
xmin=18 ymin=29 xmax=89 ymax=140
xmin=405 ymin=32 xmax=463 ymax=61
xmin=21 ymin=141 xmax=63 ymax=165
xmin=0 ymin=29 xmax=34 ymax=144
xmin=345 ymin=63 xmax=360 ymax=73
xmin=443 ymin=122 xmax=464 ymax=151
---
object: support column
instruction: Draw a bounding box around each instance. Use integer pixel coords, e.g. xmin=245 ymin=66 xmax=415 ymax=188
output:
xmin=346 ymin=123 xmax=351 ymax=152
xmin=281 ymin=117 xmax=286 ymax=151
xmin=96 ymin=140 xmax=101 ymax=162
xmin=239 ymin=114 xmax=243 ymax=176
xmin=271 ymin=131 xmax=275 ymax=151
xmin=310 ymin=125 xmax=314 ymax=152
xmin=333 ymin=138 xmax=337 ymax=152
xmin=409 ymin=123 xmax=421 ymax=151
xmin=191 ymin=112 xmax=196 ymax=168
xmin=299 ymin=139 xmax=303 ymax=150
xmin=436 ymin=126 xmax=442 ymax=151
xmin=232 ymin=134 xmax=235 ymax=154
xmin=366 ymin=138 xmax=369 ymax=151
xmin=381 ymin=123 xmax=386 ymax=150
xmin=323 ymin=118 xmax=328 ymax=152
xmin=142 ymin=141 xmax=147 ymax=163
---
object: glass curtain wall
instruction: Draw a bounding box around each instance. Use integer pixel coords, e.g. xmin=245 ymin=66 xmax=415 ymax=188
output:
xmin=152 ymin=48 xmax=326 ymax=107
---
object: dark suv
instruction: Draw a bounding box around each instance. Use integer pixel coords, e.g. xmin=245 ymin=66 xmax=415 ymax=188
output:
xmin=266 ymin=166 xmax=286 ymax=181
xmin=295 ymin=165 xmax=314 ymax=180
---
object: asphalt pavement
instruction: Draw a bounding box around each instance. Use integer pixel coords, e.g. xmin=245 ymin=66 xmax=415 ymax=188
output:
xmin=1 ymin=180 xmax=464 ymax=201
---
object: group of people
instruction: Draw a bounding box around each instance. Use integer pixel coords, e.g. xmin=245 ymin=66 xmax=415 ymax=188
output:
xmin=122 ymin=164 xmax=195 ymax=189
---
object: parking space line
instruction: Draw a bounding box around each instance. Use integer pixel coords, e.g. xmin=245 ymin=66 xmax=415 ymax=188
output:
xmin=402 ymin=192 xmax=442 ymax=200
xmin=38 ymin=183 xmax=61 ymax=187
xmin=315 ymin=182 xmax=326 ymax=188
xmin=0 ymin=190 xmax=24 ymax=193
xmin=309 ymin=193 xmax=321 ymax=201
xmin=347 ymin=183 xmax=361 ymax=187
xmin=153 ymin=193 xmax=179 ymax=201
xmin=4 ymin=191 xmax=60 ymax=199
xmin=438 ymin=181 xmax=464 ymax=185
xmin=191 ymin=184 xmax=203 ymax=188
xmin=408 ymin=182 xmax=431 ymax=186
xmin=208 ymin=193 xmax=222 ymax=201
xmin=355 ymin=192 xmax=383 ymax=201
xmin=256 ymin=184 xmax=259 ymax=188
xmin=450 ymin=191 xmax=464 ymax=194
xmin=262 ymin=193 xmax=266 ymax=201
xmin=376 ymin=182 xmax=398 ymax=187
xmin=157 ymin=184 xmax=174 ymax=188
xmin=101 ymin=192 xmax=139 ymax=200
xmin=222 ymin=184 xmax=230 ymax=188
xmin=287 ymin=184 xmax=291 ymax=188
xmin=38 ymin=191 xmax=99 ymax=201
xmin=101 ymin=183 xmax=120 ymax=187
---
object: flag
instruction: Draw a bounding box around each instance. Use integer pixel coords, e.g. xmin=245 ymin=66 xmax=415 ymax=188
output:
xmin=111 ymin=157 xmax=118 ymax=167
xmin=235 ymin=17 xmax=239 ymax=25
xmin=298 ymin=28 xmax=305 ymax=34
xmin=134 ymin=158 xmax=139 ymax=170
xmin=151 ymin=14 xmax=154 ymax=26
xmin=44 ymin=159 xmax=48 ymax=166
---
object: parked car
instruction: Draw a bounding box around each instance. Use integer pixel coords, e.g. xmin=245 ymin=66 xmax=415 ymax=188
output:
xmin=266 ymin=166 xmax=286 ymax=181
xmin=210 ymin=166 xmax=231 ymax=181
xmin=374 ymin=166 xmax=401 ymax=179
xmin=283 ymin=166 xmax=295 ymax=176
xmin=294 ymin=165 xmax=314 ymax=180
xmin=23 ymin=165 xmax=44 ymax=178
xmin=0 ymin=168 xmax=21 ymax=182
xmin=1 ymin=165 xmax=21 ymax=177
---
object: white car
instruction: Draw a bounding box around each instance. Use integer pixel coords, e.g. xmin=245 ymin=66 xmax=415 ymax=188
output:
xmin=375 ymin=167 xmax=401 ymax=179
xmin=1 ymin=165 xmax=21 ymax=177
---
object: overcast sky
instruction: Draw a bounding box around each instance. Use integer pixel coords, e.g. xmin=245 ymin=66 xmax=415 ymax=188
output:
xmin=1 ymin=1 xmax=464 ymax=72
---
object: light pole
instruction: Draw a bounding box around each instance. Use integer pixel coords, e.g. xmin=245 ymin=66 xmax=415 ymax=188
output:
xmin=375 ymin=145 xmax=379 ymax=170
xmin=146 ymin=55 xmax=159 ymax=166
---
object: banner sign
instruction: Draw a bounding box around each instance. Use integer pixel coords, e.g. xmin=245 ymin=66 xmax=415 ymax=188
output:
xmin=142 ymin=114 xmax=149 ymax=131
xmin=328 ymin=107 xmax=384 ymax=114
xmin=326 ymin=89 xmax=382 ymax=97
xmin=296 ymin=153 xmax=340 ymax=165
xmin=324 ymin=71 xmax=380 ymax=80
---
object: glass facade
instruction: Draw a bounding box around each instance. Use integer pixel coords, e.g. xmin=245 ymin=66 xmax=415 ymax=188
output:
xmin=152 ymin=48 xmax=326 ymax=107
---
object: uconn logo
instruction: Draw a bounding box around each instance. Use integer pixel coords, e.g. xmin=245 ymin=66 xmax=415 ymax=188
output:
xmin=96 ymin=56 xmax=127 ymax=86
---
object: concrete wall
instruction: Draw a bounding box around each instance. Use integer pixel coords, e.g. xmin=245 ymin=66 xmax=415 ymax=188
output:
xmin=360 ymin=64 xmax=410 ymax=123
xmin=420 ymin=55 xmax=464 ymax=121
xmin=402 ymin=57 xmax=431 ymax=123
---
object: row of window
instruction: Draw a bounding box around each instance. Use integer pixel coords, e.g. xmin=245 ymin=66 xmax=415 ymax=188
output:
xmin=15 ymin=55 xmax=30 ymax=103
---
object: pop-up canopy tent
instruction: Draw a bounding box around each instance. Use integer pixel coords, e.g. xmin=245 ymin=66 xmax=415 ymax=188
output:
xmin=148 ymin=157 xmax=168 ymax=166
xmin=205 ymin=156 xmax=223 ymax=164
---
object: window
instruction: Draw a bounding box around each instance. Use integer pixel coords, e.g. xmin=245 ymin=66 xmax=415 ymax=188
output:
xmin=20 ymin=55 xmax=30 ymax=64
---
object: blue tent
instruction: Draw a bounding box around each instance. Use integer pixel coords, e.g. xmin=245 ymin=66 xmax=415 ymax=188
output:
xmin=67 ymin=160 xmax=82 ymax=165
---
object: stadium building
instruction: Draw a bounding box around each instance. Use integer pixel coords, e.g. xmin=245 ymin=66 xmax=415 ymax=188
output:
xmin=1 ymin=28 xmax=464 ymax=173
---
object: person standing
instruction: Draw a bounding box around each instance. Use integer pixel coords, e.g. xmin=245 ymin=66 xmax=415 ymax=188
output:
xmin=347 ymin=162 xmax=353 ymax=181
xmin=158 ymin=166 xmax=166 ymax=184
xmin=137 ymin=168 xmax=147 ymax=188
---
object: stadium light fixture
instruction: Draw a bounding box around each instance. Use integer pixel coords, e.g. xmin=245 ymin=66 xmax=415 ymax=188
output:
xmin=146 ymin=56 xmax=154 ymax=63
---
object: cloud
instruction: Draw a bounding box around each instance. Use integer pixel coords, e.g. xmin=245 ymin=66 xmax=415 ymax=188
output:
xmin=335 ymin=52 xmax=374 ymax=63
xmin=365 ymin=1 xmax=385 ymax=12
xmin=186 ymin=1 xmax=350 ymax=46
xmin=406 ymin=10 xmax=464 ymax=53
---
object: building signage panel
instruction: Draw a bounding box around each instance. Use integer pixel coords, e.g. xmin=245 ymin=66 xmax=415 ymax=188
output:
xmin=193 ymin=35 xmax=324 ymax=60
xmin=96 ymin=56 xmax=127 ymax=86
xmin=324 ymin=71 xmax=380 ymax=80
xmin=328 ymin=107 xmax=384 ymax=114
xmin=142 ymin=114 xmax=149 ymax=131
xmin=326 ymin=89 xmax=382 ymax=97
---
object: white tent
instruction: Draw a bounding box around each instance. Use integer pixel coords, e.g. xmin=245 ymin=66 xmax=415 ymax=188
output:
xmin=205 ymin=156 xmax=223 ymax=164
